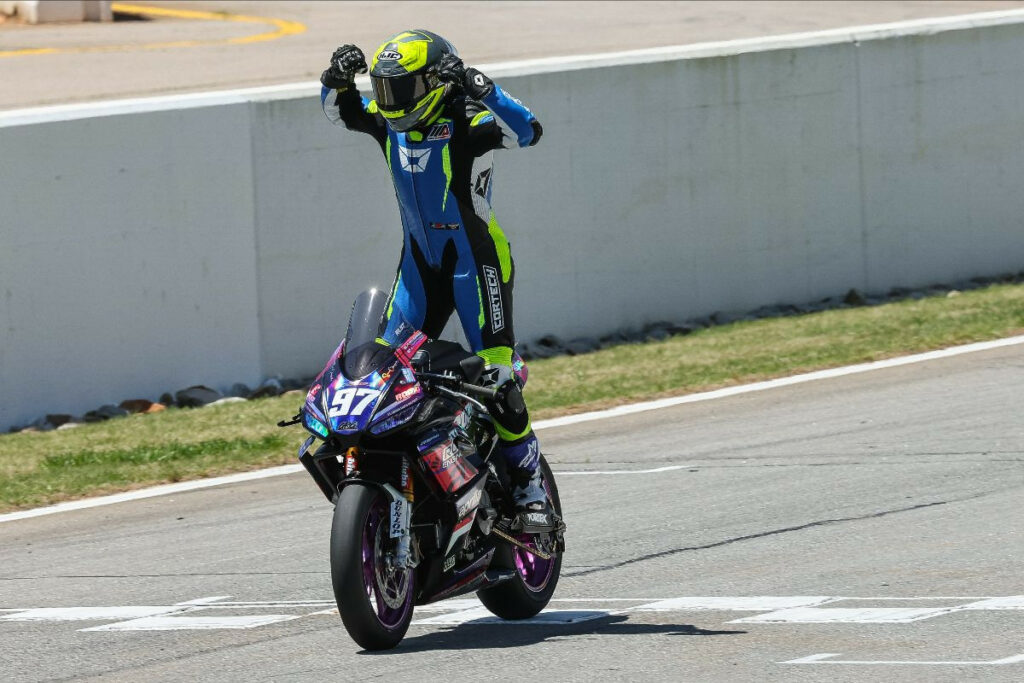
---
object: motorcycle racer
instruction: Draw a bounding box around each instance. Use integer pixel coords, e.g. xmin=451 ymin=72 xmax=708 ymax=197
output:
xmin=320 ymin=30 xmax=550 ymax=526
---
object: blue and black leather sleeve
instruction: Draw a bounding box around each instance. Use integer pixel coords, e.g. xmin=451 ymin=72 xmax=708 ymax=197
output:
xmin=466 ymin=84 xmax=543 ymax=156
xmin=321 ymin=85 xmax=388 ymax=147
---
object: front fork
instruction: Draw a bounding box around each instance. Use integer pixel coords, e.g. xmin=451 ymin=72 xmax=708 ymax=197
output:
xmin=303 ymin=438 xmax=417 ymax=570
xmin=382 ymin=457 xmax=415 ymax=569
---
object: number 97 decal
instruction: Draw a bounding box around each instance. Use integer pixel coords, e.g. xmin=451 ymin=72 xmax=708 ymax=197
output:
xmin=328 ymin=388 xmax=381 ymax=418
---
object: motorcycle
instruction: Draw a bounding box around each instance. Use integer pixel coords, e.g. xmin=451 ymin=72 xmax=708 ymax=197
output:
xmin=279 ymin=288 xmax=566 ymax=650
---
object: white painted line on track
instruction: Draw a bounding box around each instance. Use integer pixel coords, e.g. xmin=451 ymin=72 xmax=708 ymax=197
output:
xmin=632 ymin=596 xmax=834 ymax=612
xmin=81 ymin=614 xmax=302 ymax=632
xmin=556 ymin=465 xmax=692 ymax=476
xmin=412 ymin=607 xmax=610 ymax=626
xmin=176 ymin=595 xmax=232 ymax=606
xmin=0 ymin=464 xmax=303 ymax=524
xmin=4 ymin=595 xmax=1023 ymax=632
xmin=961 ymin=596 xmax=1024 ymax=609
xmin=0 ymin=606 xmax=185 ymax=622
xmin=3 ymin=334 xmax=1022 ymax=525
xmin=783 ymin=653 xmax=1024 ymax=666
xmin=784 ymin=654 xmax=843 ymax=664
xmin=534 ymin=334 xmax=1024 ymax=430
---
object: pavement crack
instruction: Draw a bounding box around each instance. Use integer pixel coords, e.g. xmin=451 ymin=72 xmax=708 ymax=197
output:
xmin=564 ymin=490 xmax=996 ymax=578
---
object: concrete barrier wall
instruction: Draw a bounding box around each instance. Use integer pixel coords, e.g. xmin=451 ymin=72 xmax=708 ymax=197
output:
xmin=1 ymin=103 xmax=265 ymax=427
xmin=3 ymin=11 xmax=1024 ymax=428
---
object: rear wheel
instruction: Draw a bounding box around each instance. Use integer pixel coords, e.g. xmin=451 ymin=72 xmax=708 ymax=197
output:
xmin=478 ymin=455 xmax=563 ymax=619
xmin=330 ymin=484 xmax=414 ymax=650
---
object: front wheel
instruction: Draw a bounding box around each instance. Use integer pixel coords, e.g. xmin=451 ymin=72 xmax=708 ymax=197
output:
xmin=477 ymin=455 xmax=563 ymax=619
xmin=330 ymin=484 xmax=414 ymax=650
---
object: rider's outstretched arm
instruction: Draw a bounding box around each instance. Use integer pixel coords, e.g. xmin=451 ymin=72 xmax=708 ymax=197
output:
xmin=472 ymin=82 xmax=543 ymax=150
xmin=432 ymin=55 xmax=542 ymax=153
xmin=321 ymin=86 xmax=388 ymax=144
xmin=320 ymin=44 xmax=387 ymax=146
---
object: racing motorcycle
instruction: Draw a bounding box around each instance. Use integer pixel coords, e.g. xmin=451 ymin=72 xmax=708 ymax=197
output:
xmin=279 ymin=289 xmax=566 ymax=650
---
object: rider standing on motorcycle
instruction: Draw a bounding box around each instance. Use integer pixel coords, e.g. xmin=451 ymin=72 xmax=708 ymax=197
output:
xmin=320 ymin=30 xmax=550 ymax=525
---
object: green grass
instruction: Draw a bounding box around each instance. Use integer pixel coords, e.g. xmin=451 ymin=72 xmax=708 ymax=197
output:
xmin=2 ymin=282 xmax=1023 ymax=512
xmin=524 ymin=283 xmax=1024 ymax=415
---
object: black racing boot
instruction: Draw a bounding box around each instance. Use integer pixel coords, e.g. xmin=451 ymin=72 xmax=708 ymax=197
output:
xmin=495 ymin=424 xmax=553 ymax=531
xmin=510 ymin=467 xmax=555 ymax=532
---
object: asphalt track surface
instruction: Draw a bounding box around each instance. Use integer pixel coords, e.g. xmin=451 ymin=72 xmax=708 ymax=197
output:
xmin=2 ymin=344 xmax=1023 ymax=681
xmin=4 ymin=1 xmax=1024 ymax=110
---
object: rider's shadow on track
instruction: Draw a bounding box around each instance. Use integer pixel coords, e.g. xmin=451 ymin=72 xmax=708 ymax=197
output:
xmin=359 ymin=615 xmax=746 ymax=654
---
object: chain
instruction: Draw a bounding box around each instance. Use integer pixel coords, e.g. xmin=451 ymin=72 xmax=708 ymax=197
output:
xmin=491 ymin=526 xmax=552 ymax=561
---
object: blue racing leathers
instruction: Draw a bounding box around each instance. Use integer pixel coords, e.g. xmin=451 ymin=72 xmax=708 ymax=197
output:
xmin=322 ymin=81 xmax=542 ymax=450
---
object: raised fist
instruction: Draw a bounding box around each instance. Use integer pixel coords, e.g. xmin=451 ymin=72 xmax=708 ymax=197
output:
xmin=321 ymin=44 xmax=367 ymax=89
xmin=433 ymin=53 xmax=466 ymax=86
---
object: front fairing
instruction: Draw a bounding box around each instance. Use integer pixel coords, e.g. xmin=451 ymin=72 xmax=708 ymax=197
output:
xmin=303 ymin=352 xmax=428 ymax=439
xmin=300 ymin=288 xmax=429 ymax=440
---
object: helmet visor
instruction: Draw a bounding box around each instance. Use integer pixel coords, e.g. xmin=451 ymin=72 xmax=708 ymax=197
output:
xmin=371 ymin=73 xmax=431 ymax=111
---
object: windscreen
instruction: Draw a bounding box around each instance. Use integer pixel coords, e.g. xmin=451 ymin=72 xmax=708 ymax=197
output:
xmin=341 ymin=289 xmax=415 ymax=380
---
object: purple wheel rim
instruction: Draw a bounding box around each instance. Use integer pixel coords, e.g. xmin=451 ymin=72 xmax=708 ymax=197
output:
xmin=361 ymin=497 xmax=413 ymax=629
xmin=513 ymin=536 xmax=555 ymax=592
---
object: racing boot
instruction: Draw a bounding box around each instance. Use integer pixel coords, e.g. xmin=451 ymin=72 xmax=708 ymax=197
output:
xmin=499 ymin=433 xmax=555 ymax=531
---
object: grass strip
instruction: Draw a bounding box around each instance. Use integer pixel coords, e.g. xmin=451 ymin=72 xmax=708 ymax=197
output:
xmin=40 ymin=436 xmax=285 ymax=469
xmin=1 ymin=434 xmax=288 ymax=512
xmin=1 ymin=282 xmax=1022 ymax=512
xmin=524 ymin=283 xmax=1024 ymax=414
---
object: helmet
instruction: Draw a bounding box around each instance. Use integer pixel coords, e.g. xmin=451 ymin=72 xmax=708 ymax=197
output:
xmin=369 ymin=29 xmax=457 ymax=132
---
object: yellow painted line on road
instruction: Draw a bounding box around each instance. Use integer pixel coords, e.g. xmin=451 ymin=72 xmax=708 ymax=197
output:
xmin=0 ymin=3 xmax=305 ymax=58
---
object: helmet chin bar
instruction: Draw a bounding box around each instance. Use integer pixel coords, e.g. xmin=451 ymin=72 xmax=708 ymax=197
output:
xmin=382 ymin=85 xmax=451 ymax=132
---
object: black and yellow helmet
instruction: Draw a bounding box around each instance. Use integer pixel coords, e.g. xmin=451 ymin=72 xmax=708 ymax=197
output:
xmin=370 ymin=29 xmax=457 ymax=132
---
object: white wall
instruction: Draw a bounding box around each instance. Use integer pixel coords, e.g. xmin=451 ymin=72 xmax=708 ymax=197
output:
xmin=0 ymin=104 xmax=264 ymax=427
xmin=5 ymin=1 xmax=112 ymax=24
xmin=3 ymin=11 xmax=1024 ymax=428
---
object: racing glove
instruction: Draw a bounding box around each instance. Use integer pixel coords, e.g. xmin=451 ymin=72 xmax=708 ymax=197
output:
xmin=321 ymin=44 xmax=367 ymax=91
xmin=434 ymin=54 xmax=495 ymax=100
xmin=463 ymin=67 xmax=495 ymax=100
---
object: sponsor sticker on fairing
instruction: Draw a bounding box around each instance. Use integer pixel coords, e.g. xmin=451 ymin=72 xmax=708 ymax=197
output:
xmin=439 ymin=442 xmax=460 ymax=469
xmin=417 ymin=432 xmax=443 ymax=451
xmin=482 ymin=265 xmax=504 ymax=333
xmin=455 ymin=486 xmax=483 ymax=519
xmin=443 ymin=555 xmax=456 ymax=571
xmin=395 ymin=385 xmax=421 ymax=402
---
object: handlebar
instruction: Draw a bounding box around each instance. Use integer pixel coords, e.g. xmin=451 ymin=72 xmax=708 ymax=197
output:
xmin=415 ymin=370 xmax=498 ymax=402
xmin=462 ymin=382 xmax=498 ymax=401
